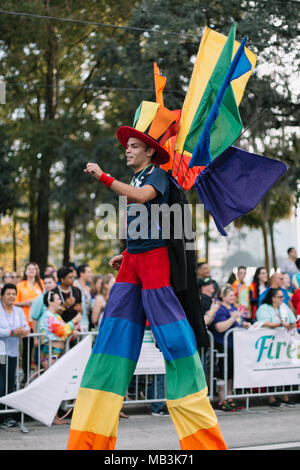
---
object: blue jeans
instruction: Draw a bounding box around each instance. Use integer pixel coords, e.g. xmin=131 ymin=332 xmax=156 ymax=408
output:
xmin=148 ymin=374 xmax=166 ymax=413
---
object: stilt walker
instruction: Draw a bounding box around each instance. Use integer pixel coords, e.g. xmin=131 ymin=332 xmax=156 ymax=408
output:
xmin=67 ymin=101 xmax=228 ymax=450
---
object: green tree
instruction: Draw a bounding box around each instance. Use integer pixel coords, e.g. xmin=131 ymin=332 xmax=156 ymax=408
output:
xmin=0 ymin=149 xmax=19 ymax=217
xmin=0 ymin=0 xmax=135 ymax=271
xmin=0 ymin=0 xmax=299 ymax=272
xmin=94 ymin=0 xmax=299 ymax=261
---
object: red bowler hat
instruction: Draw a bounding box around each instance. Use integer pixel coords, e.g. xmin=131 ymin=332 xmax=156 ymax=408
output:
xmin=116 ymin=101 xmax=179 ymax=165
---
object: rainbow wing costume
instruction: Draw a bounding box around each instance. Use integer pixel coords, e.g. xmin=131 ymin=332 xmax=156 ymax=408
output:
xmin=68 ymin=248 xmax=227 ymax=450
xmin=67 ymin=24 xmax=287 ymax=451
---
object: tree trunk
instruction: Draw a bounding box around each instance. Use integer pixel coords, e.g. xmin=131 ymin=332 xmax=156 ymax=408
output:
xmin=268 ymin=220 xmax=277 ymax=270
xmin=12 ymin=212 xmax=17 ymax=271
xmin=63 ymin=210 xmax=74 ymax=265
xmin=29 ymin=183 xmax=39 ymax=263
xmin=35 ymin=162 xmax=51 ymax=273
xmin=260 ymin=194 xmax=271 ymax=273
xmin=30 ymin=8 xmax=58 ymax=273
xmin=261 ymin=221 xmax=270 ymax=273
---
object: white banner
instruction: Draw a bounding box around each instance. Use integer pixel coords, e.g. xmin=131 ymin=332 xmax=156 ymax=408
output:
xmin=134 ymin=329 xmax=165 ymax=375
xmin=0 ymin=335 xmax=92 ymax=426
xmin=233 ymin=327 xmax=300 ymax=389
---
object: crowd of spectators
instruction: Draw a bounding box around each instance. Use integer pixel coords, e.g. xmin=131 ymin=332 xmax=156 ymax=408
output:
xmin=0 ymin=246 xmax=300 ymax=424
xmin=0 ymin=261 xmax=116 ymax=426
xmin=197 ymin=246 xmax=300 ymax=412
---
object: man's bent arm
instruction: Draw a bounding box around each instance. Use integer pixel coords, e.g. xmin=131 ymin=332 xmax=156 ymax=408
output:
xmin=110 ymin=180 xmax=157 ymax=204
xmin=85 ymin=162 xmax=158 ymax=203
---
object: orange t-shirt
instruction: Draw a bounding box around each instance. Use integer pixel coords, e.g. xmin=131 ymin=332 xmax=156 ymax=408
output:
xmin=16 ymin=280 xmax=44 ymax=328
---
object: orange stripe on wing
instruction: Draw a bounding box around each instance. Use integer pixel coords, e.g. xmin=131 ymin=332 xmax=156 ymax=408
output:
xmin=67 ymin=429 xmax=117 ymax=450
xmin=180 ymin=423 xmax=228 ymax=450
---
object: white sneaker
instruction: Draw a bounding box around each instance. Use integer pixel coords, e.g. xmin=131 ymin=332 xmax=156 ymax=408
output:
xmin=151 ymin=410 xmax=169 ymax=416
xmin=4 ymin=418 xmax=17 ymax=427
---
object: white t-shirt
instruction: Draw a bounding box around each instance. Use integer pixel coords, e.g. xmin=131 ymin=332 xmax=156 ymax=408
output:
xmin=0 ymin=303 xmax=29 ymax=357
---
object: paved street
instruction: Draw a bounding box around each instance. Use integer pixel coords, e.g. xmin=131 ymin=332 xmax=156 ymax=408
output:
xmin=0 ymin=402 xmax=300 ymax=451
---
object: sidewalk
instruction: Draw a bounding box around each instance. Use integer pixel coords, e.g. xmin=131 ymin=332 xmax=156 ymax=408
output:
xmin=0 ymin=402 xmax=299 ymax=450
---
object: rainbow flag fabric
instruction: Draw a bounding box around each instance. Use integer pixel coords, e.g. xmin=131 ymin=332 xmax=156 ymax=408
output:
xmin=194 ymin=145 xmax=288 ymax=236
xmin=67 ymin=247 xmax=227 ymax=450
xmin=188 ymin=30 xmax=252 ymax=167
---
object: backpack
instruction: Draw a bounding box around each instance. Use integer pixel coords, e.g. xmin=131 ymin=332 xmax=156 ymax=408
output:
xmin=164 ymin=172 xmax=210 ymax=350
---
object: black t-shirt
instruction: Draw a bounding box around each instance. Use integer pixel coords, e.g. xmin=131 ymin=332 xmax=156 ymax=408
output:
xmin=126 ymin=165 xmax=170 ymax=253
xmin=53 ymin=285 xmax=82 ymax=322
xmin=199 ymin=293 xmax=212 ymax=315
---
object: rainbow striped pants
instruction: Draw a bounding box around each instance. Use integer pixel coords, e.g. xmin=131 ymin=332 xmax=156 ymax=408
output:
xmin=67 ymin=247 xmax=227 ymax=450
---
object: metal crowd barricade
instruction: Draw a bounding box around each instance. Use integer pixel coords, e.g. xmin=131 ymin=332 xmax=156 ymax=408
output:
xmin=221 ymin=328 xmax=300 ymax=410
xmin=65 ymin=330 xmax=97 ymax=351
xmin=0 ymin=329 xmax=216 ymax=431
xmin=64 ymin=329 xmax=216 ymax=406
xmin=123 ymin=330 xmax=215 ymax=404
xmin=205 ymin=330 xmax=215 ymax=401
xmin=64 ymin=331 xmax=171 ymax=406
xmin=0 ymin=332 xmax=60 ymax=432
